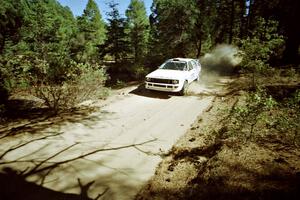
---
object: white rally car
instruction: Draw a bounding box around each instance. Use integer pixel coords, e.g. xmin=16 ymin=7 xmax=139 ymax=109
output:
xmin=145 ymin=58 xmax=201 ymax=95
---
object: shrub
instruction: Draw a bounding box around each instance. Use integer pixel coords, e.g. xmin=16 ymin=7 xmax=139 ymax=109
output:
xmin=130 ymin=64 xmax=150 ymax=80
xmin=0 ymin=63 xmax=9 ymax=118
xmin=225 ymin=87 xmax=300 ymax=146
xmin=31 ymin=62 xmax=107 ymax=111
xmin=0 ymin=54 xmax=108 ymax=112
xmin=238 ymin=18 xmax=284 ymax=87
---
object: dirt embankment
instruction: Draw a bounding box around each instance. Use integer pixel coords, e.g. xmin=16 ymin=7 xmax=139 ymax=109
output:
xmin=136 ymin=78 xmax=300 ymax=200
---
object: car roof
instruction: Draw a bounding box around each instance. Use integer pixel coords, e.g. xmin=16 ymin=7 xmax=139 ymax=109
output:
xmin=168 ymin=58 xmax=197 ymax=62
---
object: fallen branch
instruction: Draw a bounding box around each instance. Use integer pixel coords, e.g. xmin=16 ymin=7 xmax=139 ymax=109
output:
xmin=0 ymin=138 xmax=158 ymax=176
xmin=0 ymin=132 xmax=62 ymax=159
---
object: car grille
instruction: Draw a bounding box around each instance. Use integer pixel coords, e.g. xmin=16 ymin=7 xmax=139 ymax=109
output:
xmin=148 ymin=78 xmax=173 ymax=84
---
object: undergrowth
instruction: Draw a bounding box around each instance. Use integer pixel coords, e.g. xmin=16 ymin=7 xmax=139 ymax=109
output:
xmin=220 ymin=82 xmax=300 ymax=147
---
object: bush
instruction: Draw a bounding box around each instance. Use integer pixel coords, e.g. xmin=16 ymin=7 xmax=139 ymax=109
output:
xmin=0 ymin=51 xmax=108 ymax=112
xmin=225 ymin=87 xmax=300 ymax=146
xmin=0 ymin=74 xmax=8 ymax=105
xmin=130 ymin=64 xmax=150 ymax=80
xmin=31 ymin=62 xmax=108 ymax=111
xmin=0 ymin=66 xmax=9 ymax=118
xmin=238 ymin=18 xmax=284 ymax=87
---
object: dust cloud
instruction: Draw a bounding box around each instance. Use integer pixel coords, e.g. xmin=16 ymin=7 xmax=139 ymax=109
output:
xmin=188 ymin=44 xmax=241 ymax=95
xmin=200 ymin=44 xmax=242 ymax=74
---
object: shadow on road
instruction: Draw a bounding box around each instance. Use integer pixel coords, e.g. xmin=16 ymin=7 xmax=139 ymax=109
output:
xmin=0 ymin=138 xmax=156 ymax=200
xmin=0 ymin=99 xmax=111 ymax=139
xmin=129 ymin=84 xmax=174 ymax=99
xmin=0 ymin=167 xmax=107 ymax=200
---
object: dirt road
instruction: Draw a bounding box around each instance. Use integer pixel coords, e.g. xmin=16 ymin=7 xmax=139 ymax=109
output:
xmin=0 ymin=81 xmax=223 ymax=200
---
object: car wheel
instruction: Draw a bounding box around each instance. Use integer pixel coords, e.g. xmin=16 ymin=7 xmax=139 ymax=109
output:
xmin=179 ymin=81 xmax=188 ymax=96
xmin=196 ymin=74 xmax=200 ymax=82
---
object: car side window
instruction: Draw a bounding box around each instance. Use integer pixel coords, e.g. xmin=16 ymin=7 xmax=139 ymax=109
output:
xmin=191 ymin=60 xmax=197 ymax=68
xmin=187 ymin=62 xmax=193 ymax=71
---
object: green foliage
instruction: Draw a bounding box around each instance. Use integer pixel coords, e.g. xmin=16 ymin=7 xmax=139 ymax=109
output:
xmin=0 ymin=69 xmax=9 ymax=109
xmin=31 ymin=62 xmax=107 ymax=111
xmin=130 ymin=64 xmax=150 ymax=80
xmin=238 ymin=18 xmax=284 ymax=87
xmin=192 ymin=0 xmax=216 ymax=57
xmin=0 ymin=0 xmax=298 ymax=115
xmin=76 ymin=0 xmax=106 ymax=63
xmin=226 ymin=87 xmax=300 ymax=146
xmin=115 ymin=79 xmax=126 ymax=88
xmin=0 ymin=0 xmax=23 ymax=52
xmin=126 ymin=0 xmax=149 ymax=64
xmin=287 ymin=89 xmax=300 ymax=108
xmin=240 ymin=18 xmax=284 ymax=69
xmin=0 ymin=0 xmax=109 ymax=113
xmin=150 ymin=0 xmax=198 ymax=58
xmin=1 ymin=51 xmax=107 ymax=111
xmin=100 ymin=2 xmax=129 ymax=63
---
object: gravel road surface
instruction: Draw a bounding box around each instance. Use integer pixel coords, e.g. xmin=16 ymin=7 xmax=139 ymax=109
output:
xmin=0 ymin=83 xmax=216 ymax=200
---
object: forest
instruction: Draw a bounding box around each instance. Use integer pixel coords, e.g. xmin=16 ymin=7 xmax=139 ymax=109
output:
xmin=0 ymin=0 xmax=299 ymax=112
xmin=0 ymin=1 xmax=300 ymax=199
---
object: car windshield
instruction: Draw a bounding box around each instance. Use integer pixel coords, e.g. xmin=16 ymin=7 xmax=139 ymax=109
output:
xmin=160 ymin=61 xmax=187 ymax=71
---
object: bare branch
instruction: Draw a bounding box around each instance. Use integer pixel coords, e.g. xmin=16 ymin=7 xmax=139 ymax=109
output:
xmin=0 ymin=132 xmax=62 ymax=159
xmin=25 ymin=143 xmax=79 ymax=176
xmin=25 ymin=138 xmax=157 ymax=175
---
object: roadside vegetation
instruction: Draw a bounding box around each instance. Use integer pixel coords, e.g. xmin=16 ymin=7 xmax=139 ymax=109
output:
xmin=135 ymin=1 xmax=300 ymax=198
xmin=1 ymin=0 xmax=299 ymax=117
xmin=0 ymin=0 xmax=299 ymax=198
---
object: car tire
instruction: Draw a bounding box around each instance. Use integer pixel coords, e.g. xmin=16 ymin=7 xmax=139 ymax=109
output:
xmin=196 ymin=74 xmax=200 ymax=82
xmin=179 ymin=81 xmax=188 ymax=96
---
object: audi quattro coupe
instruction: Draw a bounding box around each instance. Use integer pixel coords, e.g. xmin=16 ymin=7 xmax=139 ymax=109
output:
xmin=145 ymin=58 xmax=201 ymax=95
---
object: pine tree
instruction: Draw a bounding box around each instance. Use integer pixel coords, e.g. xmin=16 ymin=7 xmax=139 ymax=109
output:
xmin=76 ymin=0 xmax=106 ymax=63
xmin=1 ymin=0 xmax=79 ymax=86
xmin=101 ymin=1 xmax=129 ymax=63
xmin=0 ymin=0 xmax=23 ymax=53
xmin=150 ymin=0 xmax=198 ymax=58
xmin=193 ymin=0 xmax=217 ymax=57
xmin=125 ymin=0 xmax=149 ymax=64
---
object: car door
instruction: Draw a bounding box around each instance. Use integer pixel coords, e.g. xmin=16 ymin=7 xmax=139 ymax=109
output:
xmin=187 ymin=61 xmax=196 ymax=82
xmin=191 ymin=60 xmax=201 ymax=79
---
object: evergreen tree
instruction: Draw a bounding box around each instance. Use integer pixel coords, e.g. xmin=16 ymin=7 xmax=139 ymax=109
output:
xmin=76 ymin=0 xmax=106 ymax=63
xmin=193 ymin=0 xmax=217 ymax=57
xmin=247 ymin=0 xmax=300 ymax=64
xmin=1 ymin=0 xmax=79 ymax=87
xmin=101 ymin=1 xmax=129 ymax=63
xmin=0 ymin=0 xmax=23 ymax=53
xmin=150 ymin=0 xmax=198 ymax=59
xmin=125 ymin=0 xmax=149 ymax=64
xmin=208 ymin=0 xmax=245 ymax=45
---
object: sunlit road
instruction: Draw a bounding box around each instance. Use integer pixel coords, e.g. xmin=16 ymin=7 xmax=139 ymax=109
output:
xmin=0 ymin=83 xmax=216 ymax=200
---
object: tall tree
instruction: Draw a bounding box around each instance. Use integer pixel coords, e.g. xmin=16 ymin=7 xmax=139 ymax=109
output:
xmin=0 ymin=0 xmax=23 ymax=53
xmin=245 ymin=0 xmax=299 ymax=64
xmin=209 ymin=0 xmax=245 ymax=45
xmin=76 ymin=0 xmax=106 ymax=63
xmin=125 ymin=0 xmax=149 ymax=64
xmin=150 ymin=0 xmax=198 ymax=58
xmin=193 ymin=0 xmax=217 ymax=57
xmin=101 ymin=1 xmax=129 ymax=63
xmin=1 ymin=0 xmax=79 ymax=87
xmin=280 ymin=0 xmax=300 ymax=64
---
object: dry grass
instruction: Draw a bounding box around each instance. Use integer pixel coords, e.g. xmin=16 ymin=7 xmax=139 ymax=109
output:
xmin=136 ymin=74 xmax=300 ymax=200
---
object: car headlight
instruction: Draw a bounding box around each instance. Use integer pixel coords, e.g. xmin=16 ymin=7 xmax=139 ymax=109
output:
xmin=146 ymin=77 xmax=151 ymax=82
xmin=172 ymin=80 xmax=179 ymax=84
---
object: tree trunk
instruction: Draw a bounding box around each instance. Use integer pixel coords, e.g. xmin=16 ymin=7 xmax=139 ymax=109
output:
xmin=246 ymin=0 xmax=254 ymax=37
xmin=196 ymin=38 xmax=202 ymax=58
xmin=229 ymin=0 xmax=235 ymax=44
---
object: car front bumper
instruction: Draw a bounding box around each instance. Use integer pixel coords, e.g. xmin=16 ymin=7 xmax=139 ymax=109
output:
xmin=145 ymin=82 xmax=182 ymax=92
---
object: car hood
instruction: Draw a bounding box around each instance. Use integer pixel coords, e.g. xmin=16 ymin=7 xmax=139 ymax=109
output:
xmin=146 ymin=69 xmax=187 ymax=80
